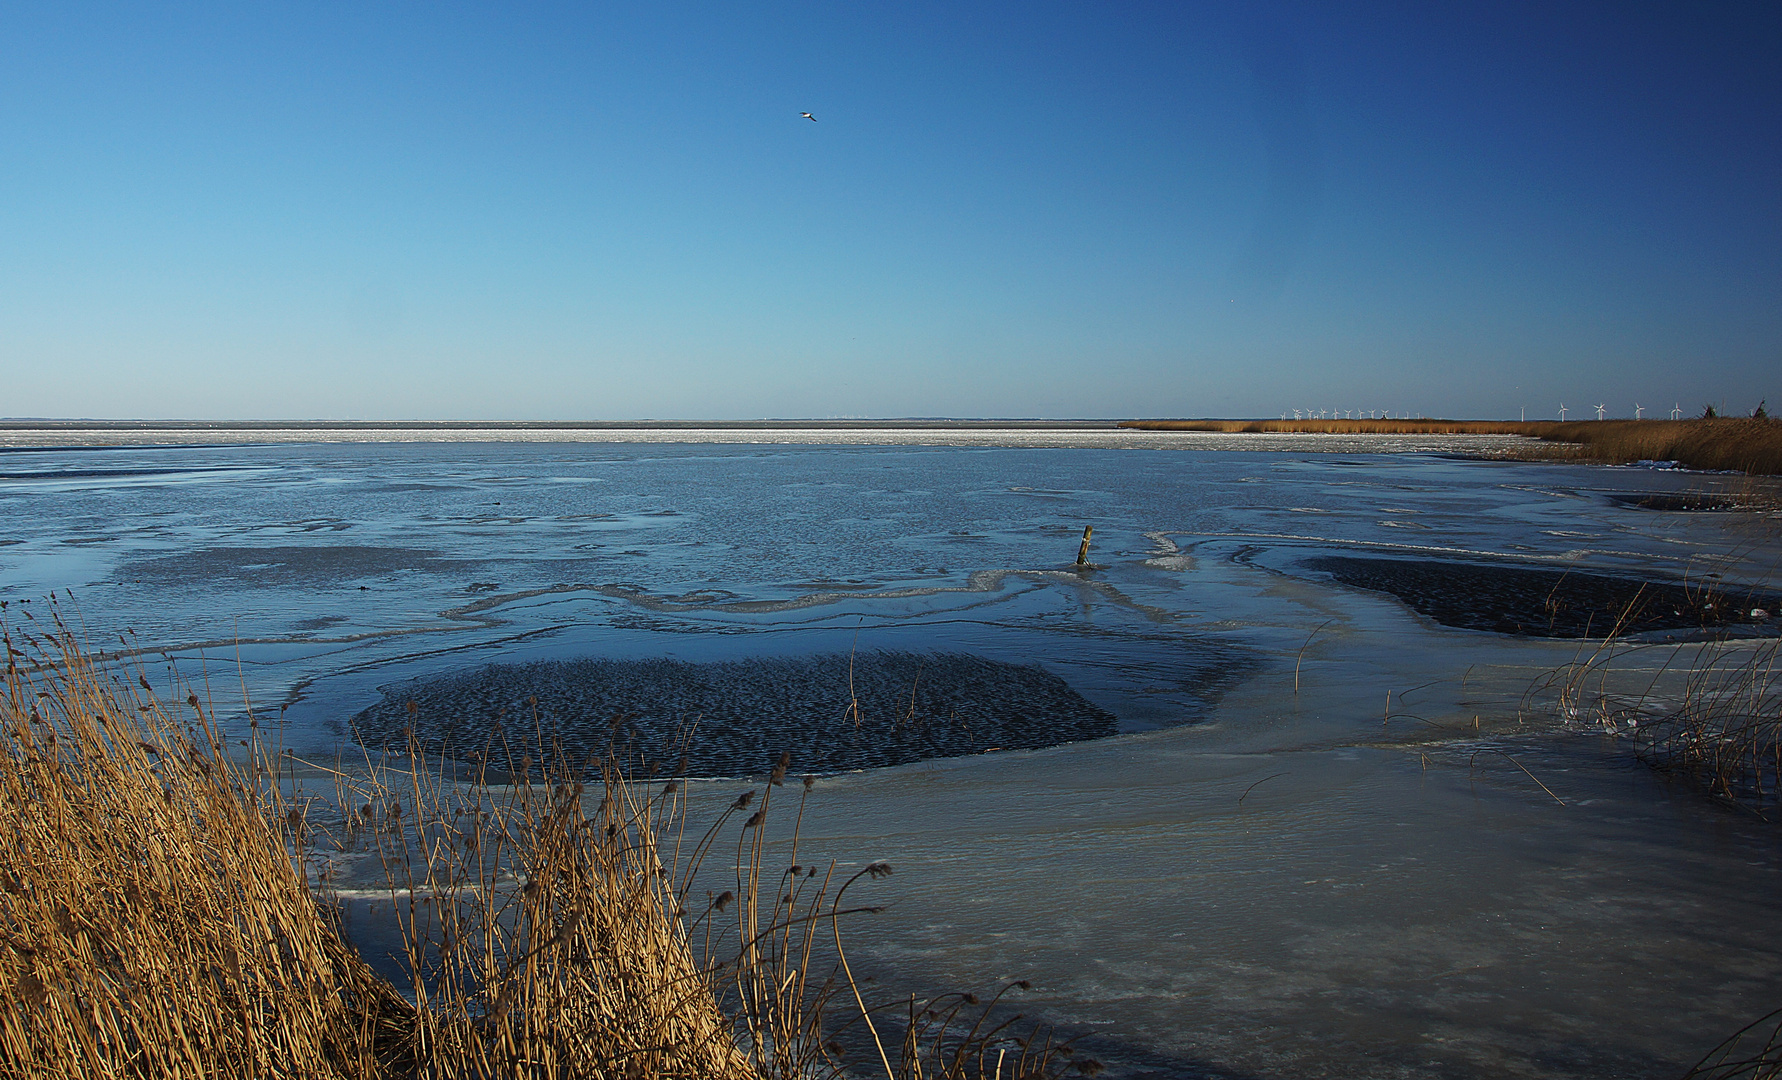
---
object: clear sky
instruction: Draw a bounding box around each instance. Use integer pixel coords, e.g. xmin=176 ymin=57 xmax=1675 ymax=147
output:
xmin=2 ymin=2 xmax=1777 ymax=421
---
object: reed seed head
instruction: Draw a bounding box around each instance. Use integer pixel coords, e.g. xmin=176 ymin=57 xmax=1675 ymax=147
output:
xmin=16 ymin=971 xmax=47 ymax=1008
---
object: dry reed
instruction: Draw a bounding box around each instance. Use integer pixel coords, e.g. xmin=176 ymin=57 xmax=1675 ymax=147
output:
xmin=1631 ymin=640 xmax=1782 ymax=817
xmin=2 ymin=603 xmax=1088 ymax=1079
xmin=1 ymin=602 xmax=411 ymax=1079
xmin=1684 ymin=1007 xmax=1782 ymax=1080
xmin=1509 ymin=571 xmax=1782 ymax=816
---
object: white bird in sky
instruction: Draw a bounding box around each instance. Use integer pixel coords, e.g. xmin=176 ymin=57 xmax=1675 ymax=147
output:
xmin=801 ymin=112 xmax=816 ymax=122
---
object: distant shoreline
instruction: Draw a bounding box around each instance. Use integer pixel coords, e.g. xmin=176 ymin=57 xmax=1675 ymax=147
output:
xmin=0 ymin=421 xmax=1536 ymax=455
xmin=1121 ymin=416 xmax=1782 ymax=474
xmin=5 ymin=417 xmax=1776 ymax=474
xmin=0 ymin=417 xmax=1122 ymax=431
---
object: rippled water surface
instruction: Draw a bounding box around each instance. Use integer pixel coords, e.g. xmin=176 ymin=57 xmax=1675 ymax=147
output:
xmin=3 ymin=430 xmax=1779 ymax=1078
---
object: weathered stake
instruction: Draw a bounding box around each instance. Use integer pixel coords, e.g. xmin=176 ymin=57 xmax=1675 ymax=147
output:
xmin=1075 ymin=526 xmax=1093 ymax=566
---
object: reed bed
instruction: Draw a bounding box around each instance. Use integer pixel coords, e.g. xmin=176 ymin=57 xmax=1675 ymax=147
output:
xmin=2 ymin=604 xmax=1088 ymax=1079
xmin=0 ymin=605 xmax=410 ymax=1079
xmin=1521 ymin=417 xmax=1782 ymax=475
xmin=1119 ymin=416 xmax=1782 ymax=474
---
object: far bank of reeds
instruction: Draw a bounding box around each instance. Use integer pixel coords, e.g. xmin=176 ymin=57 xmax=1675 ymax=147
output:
xmin=1119 ymin=416 xmax=1782 ymax=474
xmin=0 ymin=607 xmax=1085 ymax=1079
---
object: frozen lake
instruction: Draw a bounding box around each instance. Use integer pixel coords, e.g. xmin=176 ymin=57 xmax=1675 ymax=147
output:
xmin=3 ymin=427 xmax=1779 ymax=1077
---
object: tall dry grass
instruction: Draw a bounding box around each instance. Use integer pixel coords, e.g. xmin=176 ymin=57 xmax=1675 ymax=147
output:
xmin=2 ymin=604 xmax=1087 ymax=1079
xmin=1118 ymin=416 xmax=1782 ymax=474
xmin=1630 ymin=640 xmax=1782 ymax=817
xmin=1522 ymin=417 xmax=1782 ymax=475
xmin=0 ymin=605 xmax=411 ymax=1079
xmin=1508 ymin=570 xmax=1781 ymax=817
xmin=1685 ymin=1007 xmax=1782 ymax=1079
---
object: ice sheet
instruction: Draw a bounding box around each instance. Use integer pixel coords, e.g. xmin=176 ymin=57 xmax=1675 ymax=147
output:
xmin=4 ymin=433 xmax=1780 ymax=1077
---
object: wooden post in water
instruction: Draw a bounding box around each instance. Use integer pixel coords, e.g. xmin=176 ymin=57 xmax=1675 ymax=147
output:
xmin=1075 ymin=525 xmax=1093 ymax=565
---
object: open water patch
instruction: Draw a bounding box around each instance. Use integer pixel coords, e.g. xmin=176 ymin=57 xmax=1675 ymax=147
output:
xmin=1303 ymin=554 xmax=1780 ymax=638
xmin=350 ymin=651 xmax=1118 ymax=776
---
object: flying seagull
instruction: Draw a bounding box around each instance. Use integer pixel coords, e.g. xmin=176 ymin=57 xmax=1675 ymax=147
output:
xmin=801 ymin=112 xmax=816 ymax=121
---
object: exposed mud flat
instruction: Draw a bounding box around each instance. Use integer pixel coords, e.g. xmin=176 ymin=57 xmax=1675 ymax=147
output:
xmin=1305 ymin=554 xmax=1780 ymax=638
xmin=1605 ymin=491 xmax=1768 ymax=512
xmin=350 ymin=651 xmax=1119 ymax=776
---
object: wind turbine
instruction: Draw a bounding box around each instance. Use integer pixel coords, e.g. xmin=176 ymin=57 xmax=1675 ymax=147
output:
xmin=1558 ymin=404 xmax=1568 ymax=421
xmin=1671 ymin=403 xmax=1683 ymax=420
xmin=1634 ymin=403 xmax=1644 ymax=419
xmin=1594 ymin=403 xmax=1606 ymax=421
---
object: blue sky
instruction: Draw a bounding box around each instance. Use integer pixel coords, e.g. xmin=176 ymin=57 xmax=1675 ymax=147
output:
xmin=2 ymin=2 xmax=1776 ymax=420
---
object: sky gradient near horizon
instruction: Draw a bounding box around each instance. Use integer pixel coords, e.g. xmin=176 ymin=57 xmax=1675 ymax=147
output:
xmin=2 ymin=2 xmax=1777 ymax=421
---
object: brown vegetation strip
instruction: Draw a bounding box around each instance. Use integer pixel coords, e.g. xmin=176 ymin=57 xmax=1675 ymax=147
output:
xmin=1118 ymin=416 xmax=1782 ymax=474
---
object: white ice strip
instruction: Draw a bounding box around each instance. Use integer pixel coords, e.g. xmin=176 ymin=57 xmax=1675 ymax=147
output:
xmin=0 ymin=425 xmax=1539 ymax=453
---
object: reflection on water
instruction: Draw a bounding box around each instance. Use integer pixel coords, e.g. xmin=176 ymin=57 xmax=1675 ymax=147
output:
xmin=3 ymin=432 xmax=1780 ymax=1078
